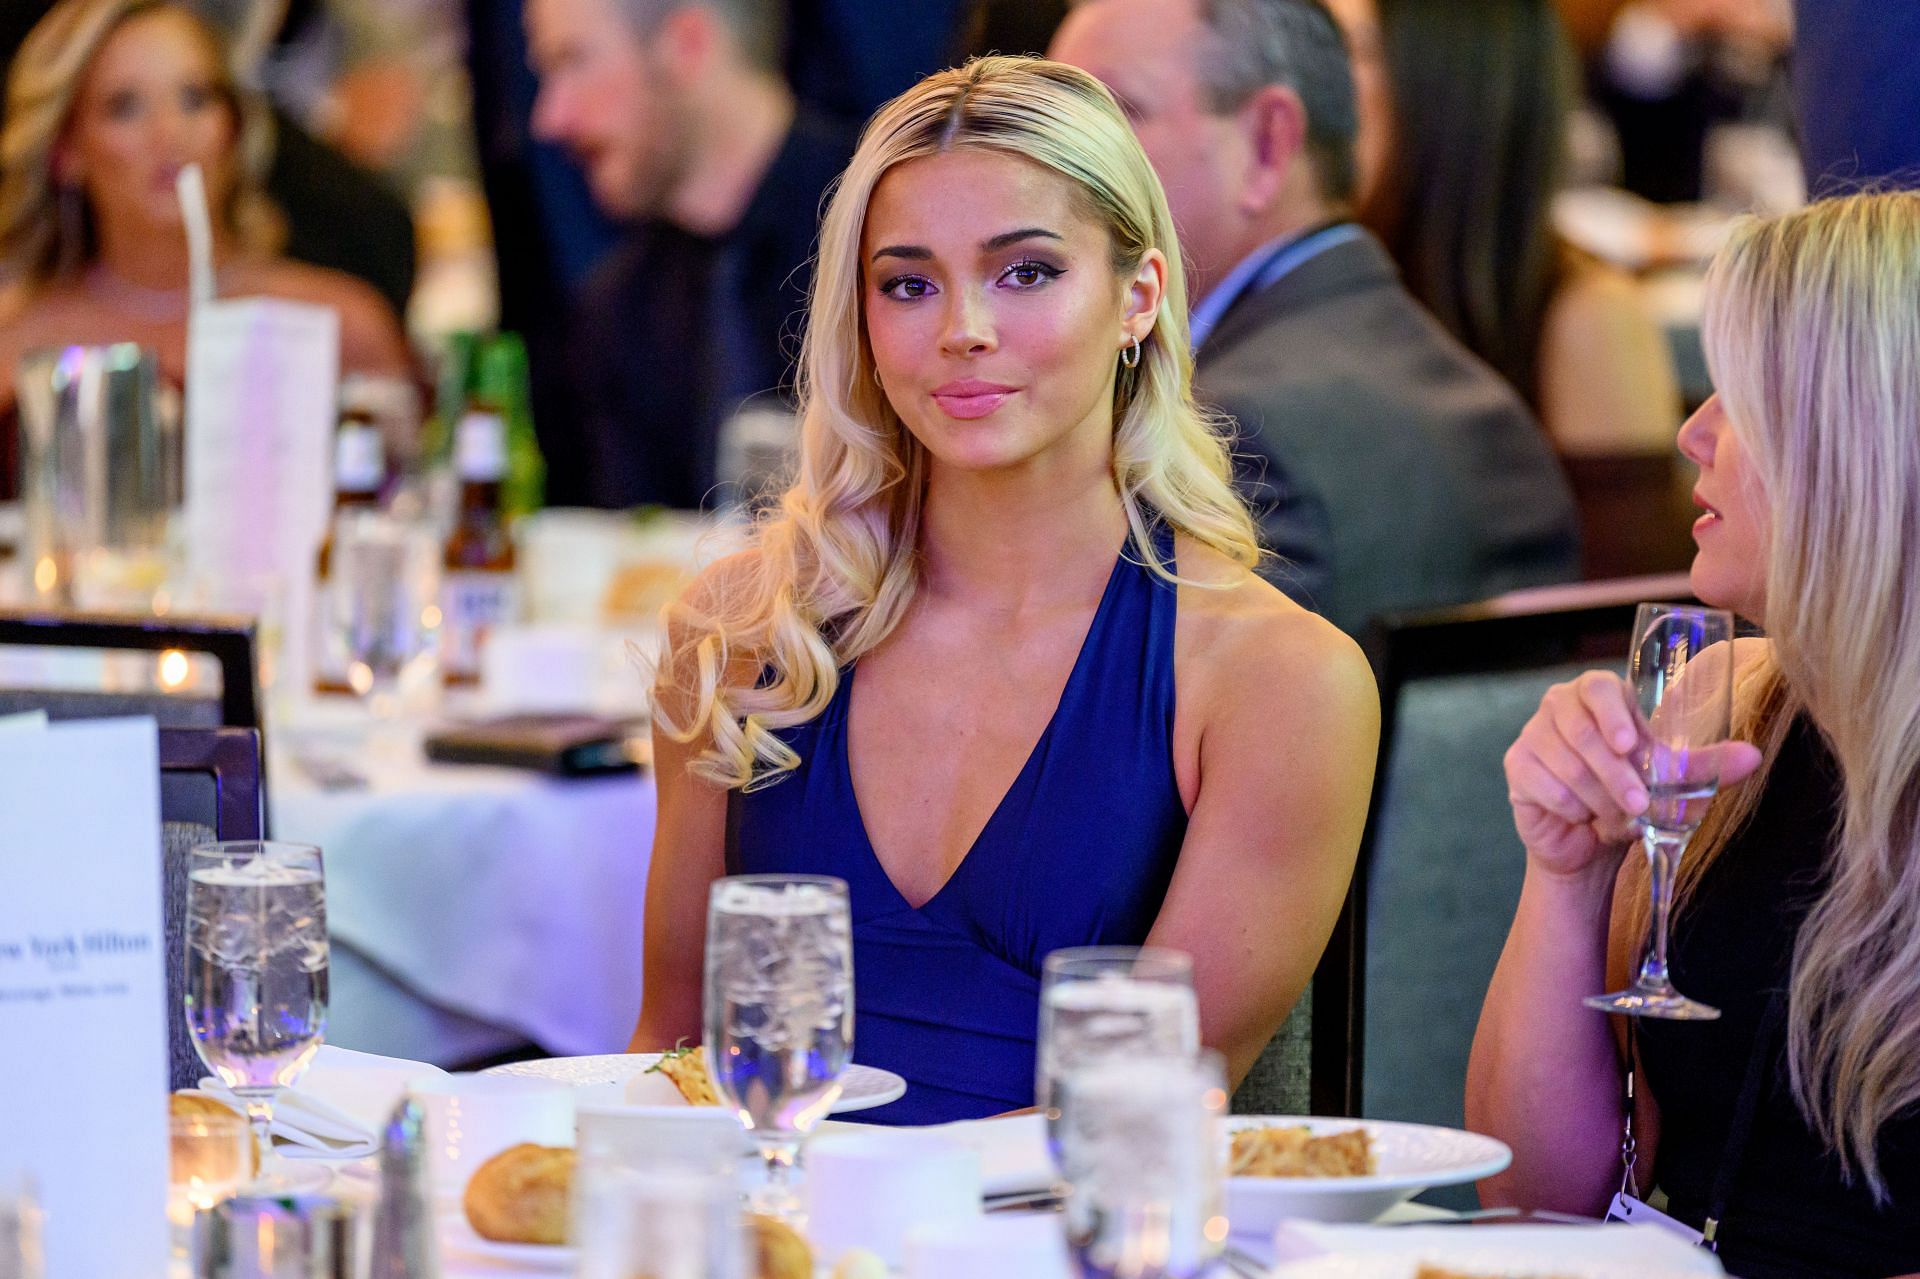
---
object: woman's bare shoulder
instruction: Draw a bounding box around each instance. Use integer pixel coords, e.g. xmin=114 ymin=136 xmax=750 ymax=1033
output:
xmin=1173 ymin=536 xmax=1376 ymax=723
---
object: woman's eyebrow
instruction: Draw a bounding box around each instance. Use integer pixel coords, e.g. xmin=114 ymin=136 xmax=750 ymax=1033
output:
xmin=869 ymin=227 xmax=1067 ymax=264
xmin=981 ymin=227 xmax=1064 ymax=251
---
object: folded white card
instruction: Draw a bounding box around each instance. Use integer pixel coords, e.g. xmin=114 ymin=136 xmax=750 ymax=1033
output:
xmin=185 ymin=296 xmax=340 ymax=688
xmin=0 ymin=718 xmax=168 ymax=1278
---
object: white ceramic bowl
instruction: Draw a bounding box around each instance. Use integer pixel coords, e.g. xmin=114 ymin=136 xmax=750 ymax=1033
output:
xmin=1224 ymin=1116 xmax=1512 ymax=1234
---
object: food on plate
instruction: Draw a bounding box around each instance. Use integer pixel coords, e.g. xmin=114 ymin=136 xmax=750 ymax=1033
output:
xmin=648 ymin=1042 xmax=721 ymax=1106
xmin=463 ymin=1143 xmax=575 ymax=1244
xmin=1228 ymin=1124 xmax=1376 ymax=1177
xmin=748 ymin=1212 xmax=813 ymax=1279
xmin=1414 ymin=1269 xmax=1571 ymax=1279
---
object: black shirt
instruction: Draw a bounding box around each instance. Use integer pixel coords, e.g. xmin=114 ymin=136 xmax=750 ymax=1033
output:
xmin=1638 ymin=714 xmax=1920 ymax=1278
xmin=556 ymin=109 xmax=853 ymax=510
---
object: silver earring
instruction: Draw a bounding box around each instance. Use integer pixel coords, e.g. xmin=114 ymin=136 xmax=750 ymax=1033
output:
xmin=1120 ymin=334 xmax=1142 ymax=369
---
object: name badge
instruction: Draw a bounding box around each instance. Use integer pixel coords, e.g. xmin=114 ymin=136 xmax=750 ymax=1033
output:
xmin=1606 ymin=1192 xmax=1708 ymax=1248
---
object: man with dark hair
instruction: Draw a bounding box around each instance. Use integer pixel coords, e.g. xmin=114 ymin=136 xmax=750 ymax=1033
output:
xmin=527 ymin=0 xmax=852 ymax=508
xmin=1054 ymin=0 xmax=1579 ymax=635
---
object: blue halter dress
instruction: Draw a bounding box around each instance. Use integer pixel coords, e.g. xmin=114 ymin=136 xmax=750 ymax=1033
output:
xmin=727 ymin=529 xmax=1188 ymax=1124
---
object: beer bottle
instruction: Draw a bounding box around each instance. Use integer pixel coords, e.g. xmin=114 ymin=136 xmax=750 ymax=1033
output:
xmin=440 ymin=407 xmax=518 ymax=686
xmin=313 ymin=405 xmax=387 ymax=696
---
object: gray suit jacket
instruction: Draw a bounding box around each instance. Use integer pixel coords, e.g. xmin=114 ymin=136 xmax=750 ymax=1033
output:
xmin=1194 ymin=230 xmax=1580 ymax=636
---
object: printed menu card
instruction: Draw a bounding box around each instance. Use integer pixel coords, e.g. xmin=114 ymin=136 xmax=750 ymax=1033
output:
xmin=0 ymin=717 xmax=168 ymax=1277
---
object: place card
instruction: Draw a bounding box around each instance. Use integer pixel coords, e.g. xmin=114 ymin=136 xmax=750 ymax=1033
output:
xmin=0 ymin=718 xmax=168 ymax=1278
xmin=184 ymin=296 xmax=340 ymax=689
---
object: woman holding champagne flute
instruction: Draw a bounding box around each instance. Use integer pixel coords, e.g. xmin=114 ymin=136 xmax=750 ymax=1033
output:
xmin=1468 ymin=192 xmax=1920 ymax=1276
xmin=633 ymin=57 xmax=1378 ymax=1125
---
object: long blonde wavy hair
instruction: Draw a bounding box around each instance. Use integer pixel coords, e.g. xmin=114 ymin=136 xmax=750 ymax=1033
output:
xmin=0 ymin=0 xmax=281 ymax=292
xmin=657 ymin=56 xmax=1261 ymax=790
xmin=1649 ymin=192 xmax=1920 ymax=1199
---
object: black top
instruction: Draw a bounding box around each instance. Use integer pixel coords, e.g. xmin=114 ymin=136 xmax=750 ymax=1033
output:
xmin=1638 ymin=715 xmax=1920 ymax=1278
xmin=555 ymin=109 xmax=854 ymax=510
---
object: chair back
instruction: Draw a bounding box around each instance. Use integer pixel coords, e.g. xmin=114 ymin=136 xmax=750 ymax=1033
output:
xmin=1353 ymin=574 xmax=1693 ymax=1199
xmin=0 ymin=610 xmax=259 ymax=729
xmin=160 ymin=727 xmax=265 ymax=1090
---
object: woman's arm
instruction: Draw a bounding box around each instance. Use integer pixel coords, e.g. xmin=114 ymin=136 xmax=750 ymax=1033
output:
xmin=1468 ymin=672 xmax=1642 ymax=1212
xmin=625 ymin=557 xmax=755 ymax=1051
xmin=1148 ymin=588 xmax=1379 ymax=1086
xmin=1466 ymin=669 xmax=1756 ymax=1212
xmin=627 ymin=716 xmax=729 ymax=1050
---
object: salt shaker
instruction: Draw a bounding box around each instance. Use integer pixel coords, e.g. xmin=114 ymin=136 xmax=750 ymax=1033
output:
xmin=367 ymin=1099 xmax=439 ymax=1279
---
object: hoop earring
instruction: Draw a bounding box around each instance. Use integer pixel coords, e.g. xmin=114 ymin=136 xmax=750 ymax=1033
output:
xmin=1120 ymin=334 xmax=1142 ymax=369
xmin=872 ymin=366 xmax=884 ymax=388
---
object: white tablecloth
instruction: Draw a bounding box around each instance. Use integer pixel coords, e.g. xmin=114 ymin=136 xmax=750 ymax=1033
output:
xmin=272 ymin=740 xmax=656 ymax=1061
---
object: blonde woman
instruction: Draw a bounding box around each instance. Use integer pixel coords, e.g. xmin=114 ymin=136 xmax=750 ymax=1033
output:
xmin=632 ymin=56 xmax=1378 ymax=1125
xmin=0 ymin=0 xmax=410 ymax=491
xmin=1470 ymin=192 xmax=1920 ymax=1277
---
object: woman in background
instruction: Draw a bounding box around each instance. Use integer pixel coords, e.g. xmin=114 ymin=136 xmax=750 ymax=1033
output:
xmin=632 ymin=57 xmax=1377 ymax=1124
xmin=1352 ymin=0 xmax=1680 ymax=457
xmin=0 ymin=0 xmax=411 ymax=490
xmin=1471 ymin=193 xmax=1920 ymax=1278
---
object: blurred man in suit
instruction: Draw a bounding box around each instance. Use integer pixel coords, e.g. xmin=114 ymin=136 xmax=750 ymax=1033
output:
xmin=1053 ymin=0 xmax=1579 ymax=635
xmin=526 ymin=0 xmax=852 ymax=508
xmin=1794 ymin=0 xmax=1920 ymax=195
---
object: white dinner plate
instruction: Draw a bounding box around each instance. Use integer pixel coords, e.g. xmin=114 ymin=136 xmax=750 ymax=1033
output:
xmin=1275 ymin=1253 xmax=1710 ymax=1279
xmin=439 ymin=1209 xmax=576 ymax=1272
xmin=1225 ymin=1116 xmax=1512 ymax=1233
xmin=480 ymin=1053 xmax=909 ymax=1113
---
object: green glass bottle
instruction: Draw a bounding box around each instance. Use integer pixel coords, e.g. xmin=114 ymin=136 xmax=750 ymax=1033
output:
xmin=474 ymin=332 xmax=545 ymax=521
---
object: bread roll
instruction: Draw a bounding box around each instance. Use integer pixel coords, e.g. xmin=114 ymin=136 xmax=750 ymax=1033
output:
xmin=463 ymin=1143 xmax=575 ymax=1245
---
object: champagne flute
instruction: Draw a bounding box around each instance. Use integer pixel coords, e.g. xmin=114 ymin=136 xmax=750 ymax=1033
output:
xmin=185 ymin=842 xmax=330 ymax=1190
xmin=1585 ymin=604 xmax=1735 ymax=1020
xmin=703 ymin=874 xmax=853 ymax=1219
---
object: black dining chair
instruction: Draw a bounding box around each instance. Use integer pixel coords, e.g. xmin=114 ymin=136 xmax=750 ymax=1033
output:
xmin=160 ymin=726 xmax=265 ymax=1090
xmin=0 ymin=609 xmax=259 ymax=729
xmin=1233 ymin=574 xmax=1698 ymax=1128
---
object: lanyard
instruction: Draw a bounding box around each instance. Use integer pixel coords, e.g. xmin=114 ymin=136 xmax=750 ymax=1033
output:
xmin=1188 ymin=222 xmax=1367 ymax=351
xmin=1619 ymin=989 xmax=1787 ymax=1251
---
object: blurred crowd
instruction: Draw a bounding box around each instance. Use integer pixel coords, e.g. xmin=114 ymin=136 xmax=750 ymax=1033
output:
xmin=0 ymin=0 xmax=1914 ymax=629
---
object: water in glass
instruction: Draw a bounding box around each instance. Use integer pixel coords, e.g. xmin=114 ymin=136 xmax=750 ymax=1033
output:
xmin=1584 ymin=603 xmax=1735 ymax=1019
xmin=186 ymin=857 xmax=328 ymax=1089
xmin=703 ymin=875 xmax=852 ymax=1215
xmin=1037 ymin=948 xmax=1198 ymax=1127
xmin=1057 ymin=1053 xmax=1226 ymax=1279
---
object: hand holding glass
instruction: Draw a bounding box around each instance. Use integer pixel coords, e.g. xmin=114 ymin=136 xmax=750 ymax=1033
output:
xmin=1584 ymin=604 xmax=1735 ymax=1019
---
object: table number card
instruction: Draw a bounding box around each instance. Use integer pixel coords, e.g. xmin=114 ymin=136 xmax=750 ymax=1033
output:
xmin=0 ymin=718 xmax=168 ymax=1278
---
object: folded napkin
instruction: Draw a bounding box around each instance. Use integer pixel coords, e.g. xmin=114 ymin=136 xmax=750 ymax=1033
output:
xmin=926 ymin=1113 xmax=1053 ymax=1198
xmin=196 ymin=1045 xmax=448 ymax=1159
xmin=1271 ymin=1222 xmax=1724 ymax=1275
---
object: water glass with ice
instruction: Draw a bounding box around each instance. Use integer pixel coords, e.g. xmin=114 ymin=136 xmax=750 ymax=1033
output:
xmin=185 ymin=842 xmax=329 ymax=1191
xmin=702 ymin=874 xmax=853 ymax=1218
xmin=1037 ymin=947 xmax=1199 ymax=1134
xmin=1056 ymin=1052 xmax=1228 ymax=1279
